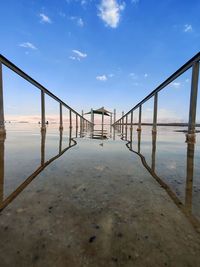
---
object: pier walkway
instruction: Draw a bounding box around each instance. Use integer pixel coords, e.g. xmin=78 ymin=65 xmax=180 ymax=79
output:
xmin=0 ymin=127 xmax=200 ymax=267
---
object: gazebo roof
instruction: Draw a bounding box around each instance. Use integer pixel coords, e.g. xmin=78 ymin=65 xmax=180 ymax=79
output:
xmin=85 ymin=107 xmax=112 ymax=116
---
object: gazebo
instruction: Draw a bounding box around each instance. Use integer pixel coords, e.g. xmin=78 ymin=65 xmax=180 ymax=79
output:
xmin=84 ymin=107 xmax=113 ymax=138
xmin=85 ymin=107 xmax=112 ymax=125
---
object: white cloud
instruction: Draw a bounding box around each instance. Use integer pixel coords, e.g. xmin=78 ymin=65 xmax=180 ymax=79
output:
xmin=19 ymin=42 xmax=37 ymax=50
xmin=69 ymin=56 xmax=77 ymax=60
xmin=98 ymin=0 xmax=125 ymax=28
xmin=39 ymin=13 xmax=52 ymax=24
xmin=72 ymin=49 xmax=87 ymax=58
xmin=108 ymin=73 xmax=114 ymax=77
xmin=69 ymin=49 xmax=87 ymax=61
xmin=77 ymin=18 xmax=84 ymax=27
xmin=69 ymin=16 xmax=84 ymax=27
xmin=144 ymin=73 xmax=148 ymax=78
xmin=129 ymin=72 xmax=138 ymax=79
xmin=185 ymin=78 xmax=190 ymax=83
xmin=184 ymin=24 xmax=193 ymax=32
xmin=170 ymin=81 xmax=181 ymax=88
xmin=96 ymin=75 xmax=107 ymax=81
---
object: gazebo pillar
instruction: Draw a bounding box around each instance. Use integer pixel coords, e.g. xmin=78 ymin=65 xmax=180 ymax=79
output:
xmin=102 ymin=107 xmax=104 ymax=139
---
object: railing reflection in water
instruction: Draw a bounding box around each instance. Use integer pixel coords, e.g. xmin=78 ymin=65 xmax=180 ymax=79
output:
xmin=0 ymin=126 xmax=80 ymax=212
xmin=119 ymin=125 xmax=200 ymax=231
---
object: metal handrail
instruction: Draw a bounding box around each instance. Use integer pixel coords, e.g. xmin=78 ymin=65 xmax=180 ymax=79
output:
xmin=114 ymin=52 xmax=200 ymax=142
xmin=0 ymin=54 xmax=92 ymax=134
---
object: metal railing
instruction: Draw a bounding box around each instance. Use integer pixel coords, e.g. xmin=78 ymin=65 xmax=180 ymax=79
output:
xmin=113 ymin=52 xmax=200 ymax=143
xmin=0 ymin=54 xmax=92 ymax=135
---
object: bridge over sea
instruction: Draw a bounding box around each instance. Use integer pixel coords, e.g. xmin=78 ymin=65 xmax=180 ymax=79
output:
xmin=0 ymin=53 xmax=200 ymax=267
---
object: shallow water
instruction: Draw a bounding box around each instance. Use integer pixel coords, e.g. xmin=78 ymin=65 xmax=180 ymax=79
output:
xmin=124 ymin=125 xmax=200 ymax=222
xmin=0 ymin=123 xmax=200 ymax=222
xmin=0 ymin=123 xmax=200 ymax=266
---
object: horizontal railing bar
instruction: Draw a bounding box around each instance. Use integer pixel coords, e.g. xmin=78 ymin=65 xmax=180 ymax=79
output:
xmin=0 ymin=54 xmax=90 ymax=123
xmin=115 ymin=52 xmax=200 ymax=123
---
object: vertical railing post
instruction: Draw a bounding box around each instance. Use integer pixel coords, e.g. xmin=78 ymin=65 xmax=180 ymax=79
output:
xmin=0 ymin=62 xmax=6 ymax=136
xmin=59 ymin=103 xmax=63 ymax=131
xmin=137 ymin=131 xmax=141 ymax=154
xmin=114 ymin=109 xmax=116 ymax=124
xmin=69 ymin=109 xmax=72 ymax=129
xmin=113 ymin=109 xmax=116 ymax=130
xmin=91 ymin=108 xmax=94 ymax=133
xmin=186 ymin=61 xmax=199 ymax=143
xmin=130 ymin=110 xmax=133 ymax=142
xmin=69 ymin=121 xmax=72 ymax=146
xmin=41 ymin=130 xmax=46 ymax=166
xmin=41 ymin=90 xmax=46 ymax=132
xmin=151 ymin=133 xmax=157 ymax=172
xmin=102 ymin=107 xmax=104 ymax=139
xmin=82 ymin=110 xmax=84 ymax=132
xmin=80 ymin=116 xmax=82 ymax=137
xmin=0 ymin=135 xmax=5 ymax=204
xmin=185 ymin=142 xmax=195 ymax=212
xmin=122 ymin=111 xmax=124 ymax=136
xmin=137 ymin=105 xmax=142 ymax=131
xmin=125 ymin=115 xmax=128 ymax=140
xmin=110 ymin=113 xmax=112 ymax=134
xmin=152 ymin=93 xmax=158 ymax=134
xmin=59 ymin=128 xmax=63 ymax=154
xmin=76 ymin=114 xmax=78 ymax=138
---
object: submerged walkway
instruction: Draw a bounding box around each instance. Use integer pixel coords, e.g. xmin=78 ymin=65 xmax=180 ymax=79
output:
xmin=0 ymin=134 xmax=200 ymax=267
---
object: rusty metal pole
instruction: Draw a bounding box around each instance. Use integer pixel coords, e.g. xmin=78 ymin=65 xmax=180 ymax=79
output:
xmin=186 ymin=61 xmax=199 ymax=143
xmin=41 ymin=91 xmax=46 ymax=132
xmin=0 ymin=63 xmax=6 ymax=136
xmin=137 ymin=105 xmax=142 ymax=132
xmin=152 ymin=93 xmax=158 ymax=134
xmin=59 ymin=103 xmax=63 ymax=131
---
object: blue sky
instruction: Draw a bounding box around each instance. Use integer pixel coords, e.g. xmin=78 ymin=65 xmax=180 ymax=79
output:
xmin=0 ymin=0 xmax=199 ymax=122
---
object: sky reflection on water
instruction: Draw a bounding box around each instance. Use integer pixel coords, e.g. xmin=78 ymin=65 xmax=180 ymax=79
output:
xmin=0 ymin=123 xmax=200 ymax=229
